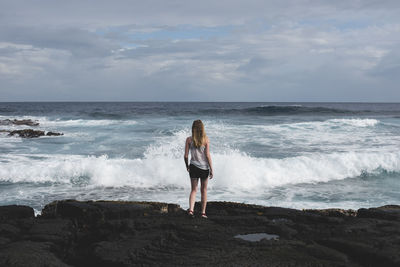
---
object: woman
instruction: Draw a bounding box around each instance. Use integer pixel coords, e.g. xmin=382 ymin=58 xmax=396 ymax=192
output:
xmin=184 ymin=120 xmax=213 ymax=218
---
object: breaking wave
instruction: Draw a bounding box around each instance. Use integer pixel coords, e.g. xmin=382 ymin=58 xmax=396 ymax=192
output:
xmin=0 ymin=115 xmax=137 ymax=127
xmin=1 ymin=149 xmax=399 ymax=191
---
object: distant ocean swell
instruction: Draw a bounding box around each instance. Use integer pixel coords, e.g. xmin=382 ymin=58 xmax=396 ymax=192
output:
xmin=0 ymin=115 xmax=381 ymax=131
xmin=0 ymin=104 xmax=367 ymax=117
xmin=202 ymin=105 xmax=357 ymax=116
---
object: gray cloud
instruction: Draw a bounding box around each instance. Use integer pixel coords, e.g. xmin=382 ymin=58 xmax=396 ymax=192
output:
xmin=2 ymin=1 xmax=400 ymax=27
xmin=369 ymin=49 xmax=400 ymax=78
xmin=0 ymin=0 xmax=400 ymax=101
xmin=0 ymin=25 xmax=118 ymax=58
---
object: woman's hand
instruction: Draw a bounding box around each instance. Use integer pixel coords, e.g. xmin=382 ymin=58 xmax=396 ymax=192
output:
xmin=209 ymin=169 xmax=213 ymax=179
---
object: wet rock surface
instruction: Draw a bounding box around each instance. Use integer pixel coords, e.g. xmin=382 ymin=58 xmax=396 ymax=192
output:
xmin=7 ymin=129 xmax=46 ymax=138
xmin=0 ymin=200 xmax=399 ymax=266
xmin=0 ymin=119 xmax=39 ymax=126
xmin=46 ymin=131 xmax=64 ymax=136
xmin=0 ymin=118 xmax=63 ymax=138
xmin=3 ymin=129 xmax=63 ymax=138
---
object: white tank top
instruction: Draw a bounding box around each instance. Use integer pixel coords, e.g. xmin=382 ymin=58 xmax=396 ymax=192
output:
xmin=189 ymin=140 xmax=209 ymax=170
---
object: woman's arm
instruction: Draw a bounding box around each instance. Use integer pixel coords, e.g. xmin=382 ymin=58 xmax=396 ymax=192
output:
xmin=184 ymin=137 xmax=190 ymax=171
xmin=205 ymin=138 xmax=213 ymax=179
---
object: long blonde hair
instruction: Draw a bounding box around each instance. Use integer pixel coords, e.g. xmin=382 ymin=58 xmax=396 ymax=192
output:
xmin=192 ymin=120 xmax=207 ymax=148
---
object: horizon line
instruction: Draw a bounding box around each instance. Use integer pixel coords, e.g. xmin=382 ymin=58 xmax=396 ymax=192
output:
xmin=1 ymin=101 xmax=400 ymax=104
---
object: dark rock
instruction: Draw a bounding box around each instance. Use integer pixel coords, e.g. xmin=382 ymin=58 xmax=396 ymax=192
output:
xmin=1 ymin=200 xmax=399 ymax=266
xmin=318 ymin=238 xmax=399 ymax=267
xmin=357 ymin=205 xmax=400 ymax=221
xmin=28 ymin=218 xmax=74 ymax=245
xmin=303 ymin=243 xmax=350 ymax=263
xmin=46 ymin=131 xmax=64 ymax=136
xmin=8 ymin=129 xmax=45 ymax=138
xmin=2 ymin=128 xmax=63 ymax=138
xmin=0 ymin=119 xmax=39 ymax=126
xmin=41 ymin=200 xmax=180 ymax=222
xmin=0 ymin=241 xmax=71 ymax=267
xmin=0 ymin=223 xmax=21 ymax=239
xmin=6 ymin=129 xmax=63 ymax=138
xmin=304 ymin=208 xmax=357 ymax=217
xmin=0 ymin=237 xmax=10 ymax=246
xmin=0 ymin=205 xmax=34 ymax=221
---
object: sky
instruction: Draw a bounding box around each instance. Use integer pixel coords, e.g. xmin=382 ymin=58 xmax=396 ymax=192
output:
xmin=0 ymin=0 xmax=400 ymax=102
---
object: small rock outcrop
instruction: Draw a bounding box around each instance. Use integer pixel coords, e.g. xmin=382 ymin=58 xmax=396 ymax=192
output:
xmin=46 ymin=131 xmax=63 ymax=136
xmin=8 ymin=129 xmax=45 ymax=138
xmin=1 ymin=118 xmax=63 ymax=138
xmin=5 ymin=129 xmax=63 ymax=138
xmin=0 ymin=119 xmax=39 ymax=126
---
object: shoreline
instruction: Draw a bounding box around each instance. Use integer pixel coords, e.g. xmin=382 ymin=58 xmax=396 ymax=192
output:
xmin=23 ymin=201 xmax=393 ymax=218
xmin=1 ymin=200 xmax=399 ymax=266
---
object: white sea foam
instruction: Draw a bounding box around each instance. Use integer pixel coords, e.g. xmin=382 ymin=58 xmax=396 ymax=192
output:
xmin=1 ymin=117 xmax=399 ymax=201
xmin=0 ymin=115 xmax=137 ymax=127
xmin=0 ymin=119 xmax=396 ymax=188
xmin=1 ymin=117 xmax=400 ymax=211
xmin=246 ymin=118 xmax=388 ymax=153
xmin=259 ymin=118 xmax=379 ymax=132
xmin=1 ymin=148 xmax=399 ymax=191
xmin=327 ymin=118 xmax=379 ymax=127
xmin=0 ymin=115 xmax=47 ymax=121
xmin=40 ymin=119 xmax=137 ymax=127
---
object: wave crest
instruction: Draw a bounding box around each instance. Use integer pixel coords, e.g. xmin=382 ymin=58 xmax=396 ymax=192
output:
xmin=202 ymin=105 xmax=353 ymax=116
xmin=243 ymin=105 xmax=350 ymax=115
xmin=0 ymin=116 xmax=137 ymax=127
xmin=1 ymin=150 xmax=399 ymax=190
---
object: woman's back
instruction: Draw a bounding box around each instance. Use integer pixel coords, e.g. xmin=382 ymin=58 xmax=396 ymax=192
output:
xmin=189 ymin=137 xmax=209 ymax=170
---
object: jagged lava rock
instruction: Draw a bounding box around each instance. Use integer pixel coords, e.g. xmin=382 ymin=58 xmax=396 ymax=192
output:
xmin=7 ymin=129 xmax=63 ymax=138
xmin=46 ymin=131 xmax=64 ymax=136
xmin=0 ymin=200 xmax=399 ymax=266
xmin=357 ymin=205 xmax=400 ymax=221
xmin=8 ymin=129 xmax=45 ymax=138
xmin=0 ymin=205 xmax=34 ymax=221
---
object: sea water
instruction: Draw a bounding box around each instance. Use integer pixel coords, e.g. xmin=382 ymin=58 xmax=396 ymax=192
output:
xmin=0 ymin=102 xmax=399 ymax=214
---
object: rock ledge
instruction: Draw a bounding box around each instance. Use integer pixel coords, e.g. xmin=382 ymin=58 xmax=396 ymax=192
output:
xmin=0 ymin=200 xmax=399 ymax=266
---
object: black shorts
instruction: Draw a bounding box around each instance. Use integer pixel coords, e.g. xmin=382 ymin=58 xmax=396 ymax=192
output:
xmin=189 ymin=164 xmax=209 ymax=179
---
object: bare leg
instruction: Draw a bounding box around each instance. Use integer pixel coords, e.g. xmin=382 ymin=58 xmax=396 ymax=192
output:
xmin=189 ymin=178 xmax=199 ymax=212
xmin=200 ymin=178 xmax=209 ymax=214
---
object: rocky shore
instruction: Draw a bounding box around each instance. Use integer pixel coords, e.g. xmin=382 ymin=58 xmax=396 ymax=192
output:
xmin=0 ymin=119 xmax=63 ymax=138
xmin=0 ymin=119 xmax=39 ymax=127
xmin=0 ymin=200 xmax=399 ymax=267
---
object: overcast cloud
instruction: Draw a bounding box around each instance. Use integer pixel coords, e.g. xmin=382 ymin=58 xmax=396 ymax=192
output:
xmin=1 ymin=0 xmax=400 ymax=101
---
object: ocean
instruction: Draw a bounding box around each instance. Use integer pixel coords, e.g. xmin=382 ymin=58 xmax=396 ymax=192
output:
xmin=1 ymin=102 xmax=399 ymax=215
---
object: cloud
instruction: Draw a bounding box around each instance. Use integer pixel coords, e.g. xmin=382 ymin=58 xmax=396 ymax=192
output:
xmin=0 ymin=0 xmax=400 ymax=101
xmin=369 ymin=49 xmax=400 ymax=78
xmin=0 ymin=25 xmax=118 ymax=58
xmin=2 ymin=1 xmax=400 ymax=27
